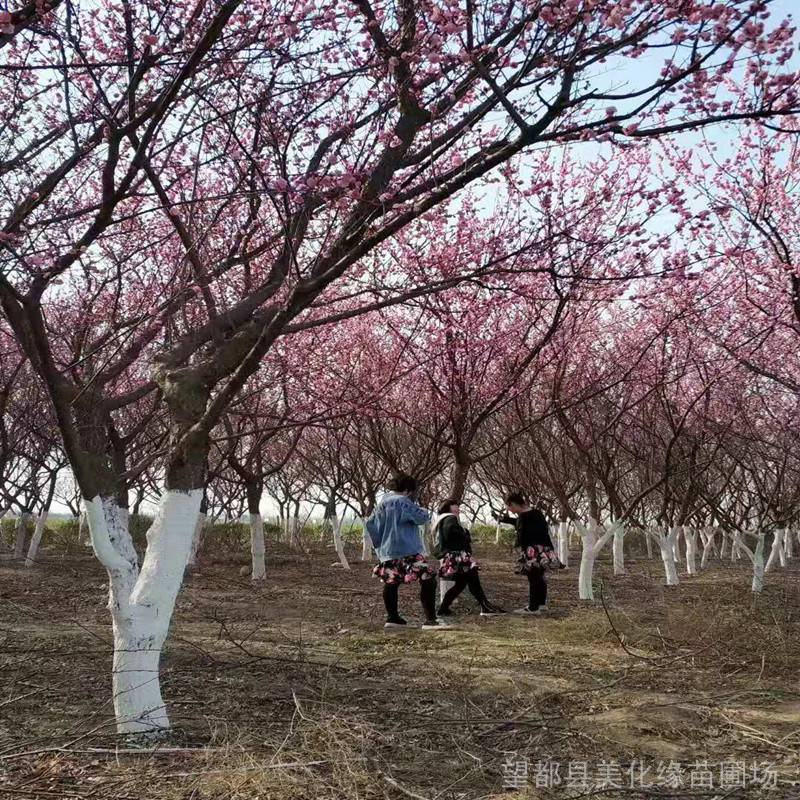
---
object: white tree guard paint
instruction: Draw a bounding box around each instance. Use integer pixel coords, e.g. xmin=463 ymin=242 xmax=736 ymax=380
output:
xmin=249 ymin=512 xmax=266 ymax=580
xmin=720 ymin=530 xmax=730 ymax=558
xmin=24 ymin=511 xmax=49 ymax=567
xmin=737 ymin=532 xmax=766 ymax=593
xmin=187 ymin=512 xmax=206 ymax=568
xmin=576 ymin=519 xmax=614 ymax=601
xmin=700 ymin=527 xmax=718 ymax=570
xmin=670 ymin=526 xmax=682 ymax=564
xmin=494 ymin=516 xmax=502 ymax=545
xmin=12 ymin=512 xmax=31 ymax=560
xmin=87 ymin=489 xmax=201 ymax=735
xmin=778 ymin=529 xmax=787 ymax=567
xmin=684 ymin=527 xmax=698 ymax=575
xmin=764 ymin=529 xmax=785 ymax=573
xmin=557 ymin=521 xmax=570 ymax=569
xmin=731 ymin=532 xmax=743 ymax=561
xmin=330 ymin=514 xmax=350 ymax=570
xmin=644 ymin=527 xmax=653 ymax=559
xmin=785 ymin=529 xmax=794 ymax=560
xmin=284 ymin=515 xmax=298 ymax=547
xmin=360 ymin=524 xmax=373 ymax=561
xmin=649 ymin=528 xmax=679 ymax=586
xmin=611 ymin=522 xmax=625 ymax=575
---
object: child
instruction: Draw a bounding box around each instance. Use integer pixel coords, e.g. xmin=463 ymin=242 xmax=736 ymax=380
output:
xmin=366 ymin=474 xmax=451 ymax=630
xmin=434 ymin=499 xmax=505 ymax=617
xmin=495 ymin=491 xmax=562 ymax=615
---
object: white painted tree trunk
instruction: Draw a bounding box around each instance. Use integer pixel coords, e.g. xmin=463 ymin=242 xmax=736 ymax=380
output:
xmin=361 ymin=526 xmax=373 ymax=561
xmin=737 ymin=532 xmax=766 ymax=593
xmin=611 ymin=522 xmax=625 ymax=575
xmin=24 ymin=511 xmax=49 ymax=567
xmin=87 ymin=489 xmax=201 ymax=735
xmin=785 ymin=528 xmax=794 ymax=560
xmin=764 ymin=529 xmax=784 ymax=573
xmin=644 ymin=527 xmax=653 ymax=559
xmin=720 ymin=530 xmax=730 ymax=558
xmin=731 ymin=531 xmax=743 ymax=561
xmin=684 ymin=527 xmax=698 ymax=576
xmin=187 ymin=512 xmax=205 ymax=569
xmin=576 ymin=519 xmax=614 ymax=601
xmin=651 ymin=528 xmax=679 ymax=586
xmin=249 ymin=512 xmax=266 ymax=580
xmin=494 ymin=516 xmax=502 ymax=544
xmin=285 ymin=514 xmax=298 ymax=547
xmin=751 ymin=535 xmax=766 ymax=593
xmin=557 ymin=521 xmax=570 ymax=569
xmin=670 ymin=525 xmax=682 ymax=564
xmin=700 ymin=527 xmax=717 ymax=570
xmin=330 ymin=514 xmax=350 ymax=569
xmin=12 ymin=512 xmax=30 ymax=561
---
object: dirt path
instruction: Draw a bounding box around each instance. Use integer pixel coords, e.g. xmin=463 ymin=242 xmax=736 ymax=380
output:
xmin=1 ymin=545 xmax=799 ymax=798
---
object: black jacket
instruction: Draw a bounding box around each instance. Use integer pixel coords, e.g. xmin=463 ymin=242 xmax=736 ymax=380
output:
xmin=435 ymin=515 xmax=472 ymax=555
xmin=499 ymin=508 xmax=553 ymax=550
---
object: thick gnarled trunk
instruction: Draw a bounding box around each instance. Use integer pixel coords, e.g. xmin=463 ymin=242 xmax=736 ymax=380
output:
xmin=87 ymin=489 xmax=202 ymax=734
xmin=576 ymin=518 xmax=613 ymax=601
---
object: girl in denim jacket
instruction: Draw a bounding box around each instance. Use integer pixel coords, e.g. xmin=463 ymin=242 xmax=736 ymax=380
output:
xmin=366 ymin=475 xmax=451 ymax=630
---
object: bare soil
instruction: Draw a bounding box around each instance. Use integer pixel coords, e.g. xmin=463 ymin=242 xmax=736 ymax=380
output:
xmin=1 ymin=542 xmax=799 ymax=799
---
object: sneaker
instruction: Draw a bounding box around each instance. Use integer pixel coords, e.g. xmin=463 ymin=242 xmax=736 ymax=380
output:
xmin=384 ymin=617 xmax=408 ymax=628
xmin=512 ymin=607 xmax=542 ymax=616
xmin=479 ymin=605 xmax=507 ymax=616
xmin=421 ymin=619 xmax=454 ymax=630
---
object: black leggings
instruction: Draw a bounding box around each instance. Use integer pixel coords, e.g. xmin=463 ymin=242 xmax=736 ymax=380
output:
xmin=527 ymin=567 xmax=547 ymax=610
xmin=383 ymin=579 xmax=437 ymax=622
xmin=439 ymin=571 xmax=488 ymax=611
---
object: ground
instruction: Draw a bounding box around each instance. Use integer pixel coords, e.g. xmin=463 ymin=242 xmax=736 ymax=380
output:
xmin=1 ymin=539 xmax=799 ymax=799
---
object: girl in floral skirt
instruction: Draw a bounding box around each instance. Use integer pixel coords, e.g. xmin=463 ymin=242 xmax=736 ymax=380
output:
xmin=495 ymin=491 xmax=563 ymax=615
xmin=434 ymin=500 xmax=505 ymax=617
xmin=366 ymin=475 xmax=451 ymax=630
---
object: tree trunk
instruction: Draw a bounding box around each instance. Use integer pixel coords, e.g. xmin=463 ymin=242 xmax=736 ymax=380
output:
xmin=87 ymin=489 xmax=202 ymax=734
xmin=361 ymin=521 xmax=373 ymax=561
xmin=751 ymin=539 xmax=765 ymax=593
xmin=785 ymin=528 xmax=794 ymax=560
xmin=671 ymin=525 xmax=682 ymax=564
xmin=557 ymin=520 xmax=570 ymax=569
xmin=577 ymin=519 xmax=613 ymax=601
xmin=738 ymin=532 xmax=766 ymax=593
xmin=246 ymin=484 xmax=266 ymax=580
xmin=450 ymin=460 xmax=470 ymax=503
xmin=684 ymin=527 xmax=698 ymax=575
xmin=12 ymin=511 xmax=31 ymax=561
xmin=249 ymin=513 xmax=266 ymax=580
xmin=700 ymin=527 xmax=717 ymax=569
xmin=653 ymin=528 xmax=679 ymax=586
xmin=765 ymin=529 xmax=784 ymax=573
xmin=330 ymin=512 xmax=350 ymax=570
xmin=611 ymin=522 xmax=625 ymax=575
xmin=24 ymin=511 xmax=49 ymax=567
xmin=731 ymin=530 xmax=742 ymax=561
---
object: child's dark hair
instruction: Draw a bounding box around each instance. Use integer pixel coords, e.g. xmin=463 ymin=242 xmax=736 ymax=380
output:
xmin=437 ymin=499 xmax=459 ymax=515
xmin=388 ymin=473 xmax=419 ymax=494
xmin=504 ymin=491 xmax=528 ymax=506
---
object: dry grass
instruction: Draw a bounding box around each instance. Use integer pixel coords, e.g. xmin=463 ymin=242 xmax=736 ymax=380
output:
xmin=1 ymin=543 xmax=799 ymax=798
